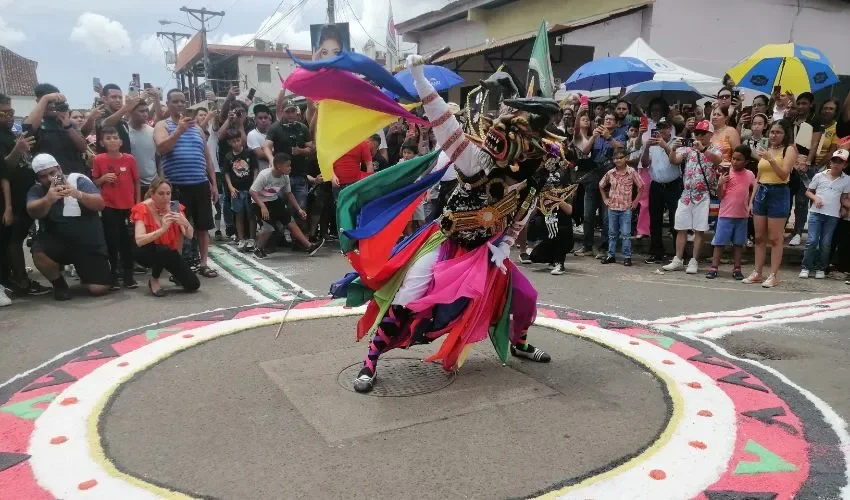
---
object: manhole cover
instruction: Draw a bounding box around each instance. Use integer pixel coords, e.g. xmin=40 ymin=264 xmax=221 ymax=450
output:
xmin=338 ymin=358 xmax=455 ymax=397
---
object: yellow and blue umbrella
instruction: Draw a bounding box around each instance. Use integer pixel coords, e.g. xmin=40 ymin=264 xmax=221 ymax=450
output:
xmin=727 ymin=43 xmax=838 ymax=96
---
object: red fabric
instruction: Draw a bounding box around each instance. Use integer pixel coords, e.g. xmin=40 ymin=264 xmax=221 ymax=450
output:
xmin=333 ymin=142 xmax=372 ymax=185
xmin=92 ymin=153 xmax=139 ymax=209
xmin=130 ymin=202 xmax=185 ymax=251
xmin=348 ymin=224 xmax=439 ymax=290
xmin=357 ymin=194 xmax=425 ymax=279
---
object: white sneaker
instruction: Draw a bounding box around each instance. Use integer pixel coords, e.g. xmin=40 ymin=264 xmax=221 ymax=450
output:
xmin=815 ymin=270 xmax=826 ymax=279
xmin=685 ymin=258 xmax=699 ymax=274
xmin=245 ymin=239 xmax=256 ymax=251
xmin=236 ymin=240 xmax=247 ymax=252
xmin=762 ymin=274 xmax=779 ymax=288
xmin=550 ymin=264 xmax=566 ymax=276
xmin=662 ymin=256 xmax=684 ymax=271
xmin=789 ymin=234 xmax=802 ymax=246
xmin=0 ymin=289 xmax=10 ymax=307
xmin=798 ymin=269 xmax=810 ymax=279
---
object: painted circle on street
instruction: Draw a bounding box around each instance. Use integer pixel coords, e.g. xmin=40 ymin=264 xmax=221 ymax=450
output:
xmin=0 ymin=299 xmax=847 ymax=499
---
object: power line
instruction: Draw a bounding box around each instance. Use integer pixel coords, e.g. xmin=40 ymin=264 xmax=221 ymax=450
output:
xmin=342 ymin=0 xmax=388 ymax=51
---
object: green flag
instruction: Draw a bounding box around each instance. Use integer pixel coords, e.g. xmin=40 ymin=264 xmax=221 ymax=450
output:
xmin=527 ymin=20 xmax=554 ymax=98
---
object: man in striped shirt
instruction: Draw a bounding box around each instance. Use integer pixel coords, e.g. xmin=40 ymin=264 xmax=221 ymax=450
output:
xmin=153 ymin=89 xmax=219 ymax=278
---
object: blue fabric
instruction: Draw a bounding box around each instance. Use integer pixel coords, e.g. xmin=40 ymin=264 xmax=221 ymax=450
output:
xmin=624 ymin=81 xmax=703 ymax=107
xmin=287 ymin=50 xmax=417 ymax=102
xmin=802 ymin=212 xmax=839 ymax=271
xmin=565 ymin=57 xmax=655 ymax=92
xmin=753 ymin=183 xmax=791 ymax=218
xmin=330 ymin=272 xmax=359 ymax=298
xmin=229 ymin=190 xmax=252 ymax=214
xmin=386 ymin=66 xmax=465 ymax=101
xmin=343 ymin=167 xmax=446 ymax=242
xmin=712 ymin=217 xmax=748 ymax=246
xmin=607 ymin=209 xmax=633 ymax=258
xmin=736 ymin=47 xmax=838 ymax=94
xmin=161 ymin=119 xmax=208 ymax=185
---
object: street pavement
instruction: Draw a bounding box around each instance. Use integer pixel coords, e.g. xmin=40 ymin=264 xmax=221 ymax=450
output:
xmin=1 ymin=240 xmax=849 ymax=499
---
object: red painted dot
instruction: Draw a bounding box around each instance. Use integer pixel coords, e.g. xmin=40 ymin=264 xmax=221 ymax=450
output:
xmin=698 ymin=410 xmax=713 ymax=417
xmin=254 ymin=277 xmax=263 ymax=281
xmin=60 ymin=397 xmax=78 ymax=406
xmin=687 ymin=382 xmax=702 ymax=389
xmin=182 ymin=334 xmax=194 ymax=339
xmin=689 ymin=440 xmax=707 ymax=449
xmin=117 ymin=362 xmax=129 ymax=367
xmin=649 ymin=469 xmax=666 ymax=480
xmin=629 ymin=340 xmax=640 ymax=345
xmin=662 ymin=360 xmax=675 ymax=365
xmin=261 ymin=315 xmax=270 ymax=319
xmin=577 ymin=325 xmax=586 ymax=330
xmin=78 ymin=480 xmax=98 ymax=490
xmin=50 ymin=436 xmax=68 ymax=445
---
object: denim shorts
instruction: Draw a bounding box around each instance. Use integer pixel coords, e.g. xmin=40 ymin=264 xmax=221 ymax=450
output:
xmin=752 ymin=183 xmax=790 ymax=219
xmin=230 ymin=190 xmax=252 ymax=214
xmin=712 ymin=217 xmax=748 ymax=246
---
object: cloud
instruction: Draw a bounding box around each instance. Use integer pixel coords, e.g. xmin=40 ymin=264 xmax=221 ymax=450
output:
xmin=0 ymin=16 xmax=25 ymax=45
xmin=213 ymin=10 xmax=311 ymax=52
xmin=69 ymin=12 xmax=132 ymax=56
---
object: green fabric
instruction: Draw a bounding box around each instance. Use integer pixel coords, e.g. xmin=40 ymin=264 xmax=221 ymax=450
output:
xmin=336 ymin=150 xmax=441 ymax=253
xmin=527 ymin=20 xmax=555 ymax=98
xmin=365 ymin=231 xmax=447 ymax=337
xmin=489 ymin=273 xmax=512 ymax=364
xmin=345 ymin=277 xmax=373 ymax=308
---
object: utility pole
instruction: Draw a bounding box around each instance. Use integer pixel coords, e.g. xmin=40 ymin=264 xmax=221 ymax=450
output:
xmin=157 ymin=31 xmax=191 ymax=90
xmin=327 ymin=0 xmax=335 ymax=23
xmin=179 ymin=6 xmax=225 ymax=85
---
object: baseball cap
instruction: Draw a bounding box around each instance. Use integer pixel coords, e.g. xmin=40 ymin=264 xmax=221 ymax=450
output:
xmin=656 ymin=117 xmax=672 ymax=128
xmin=695 ymin=120 xmax=714 ymax=133
xmin=831 ymin=149 xmax=849 ymax=162
xmin=31 ymin=153 xmax=60 ymax=173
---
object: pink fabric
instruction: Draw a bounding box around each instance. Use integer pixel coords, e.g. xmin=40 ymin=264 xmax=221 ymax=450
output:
xmin=406 ymin=243 xmax=489 ymax=313
xmin=719 ymin=168 xmax=757 ymax=218
xmin=636 ymin=168 xmax=652 ymax=236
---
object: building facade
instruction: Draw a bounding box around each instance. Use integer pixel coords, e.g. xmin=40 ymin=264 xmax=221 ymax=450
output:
xmin=398 ymin=0 xmax=850 ymax=104
xmin=0 ymin=46 xmax=38 ymax=120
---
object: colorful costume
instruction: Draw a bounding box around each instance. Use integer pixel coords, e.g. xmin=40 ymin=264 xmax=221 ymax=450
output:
xmin=331 ymin=56 xmax=566 ymax=393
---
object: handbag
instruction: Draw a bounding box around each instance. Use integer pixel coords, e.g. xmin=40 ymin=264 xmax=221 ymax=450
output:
xmin=696 ymin=151 xmax=721 ymax=228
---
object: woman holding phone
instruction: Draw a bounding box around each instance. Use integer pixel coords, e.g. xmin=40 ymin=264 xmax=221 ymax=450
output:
xmin=744 ymin=120 xmax=798 ymax=288
xmin=131 ymin=177 xmax=200 ymax=297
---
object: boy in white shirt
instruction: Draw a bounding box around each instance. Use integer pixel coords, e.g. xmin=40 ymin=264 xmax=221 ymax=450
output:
xmin=799 ymin=149 xmax=850 ymax=279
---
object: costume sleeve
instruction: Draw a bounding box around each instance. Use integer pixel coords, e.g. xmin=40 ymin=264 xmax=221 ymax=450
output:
xmin=410 ymin=63 xmax=481 ymax=177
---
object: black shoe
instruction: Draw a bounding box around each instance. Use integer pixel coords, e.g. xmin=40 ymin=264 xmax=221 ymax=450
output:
xmin=518 ymin=252 xmax=532 ymax=264
xmin=624 ymin=258 xmax=632 ymax=267
xmin=601 ymin=255 xmax=616 ymax=264
xmin=53 ymin=287 xmax=72 ymax=301
xmin=644 ymin=255 xmax=662 ymax=265
xmin=123 ymin=274 xmax=138 ymax=289
xmin=510 ymin=344 xmax=551 ymax=362
xmin=109 ymin=277 xmax=121 ymax=291
xmin=134 ymin=264 xmax=148 ymax=275
xmin=25 ymin=281 xmax=52 ymax=296
xmin=253 ymin=247 xmax=268 ymax=260
xmin=306 ymin=238 xmax=325 ymax=256
xmin=353 ymin=366 xmax=376 ymax=393
xmin=214 ymin=230 xmax=225 ymax=242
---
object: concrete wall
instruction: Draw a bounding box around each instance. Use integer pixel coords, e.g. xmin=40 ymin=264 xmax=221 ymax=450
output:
xmin=416 ymin=18 xmax=487 ymax=54
xmin=237 ymin=55 xmax=298 ymax=104
xmin=648 ymin=0 xmax=850 ymax=78
xmin=11 ymin=96 xmax=35 ymax=120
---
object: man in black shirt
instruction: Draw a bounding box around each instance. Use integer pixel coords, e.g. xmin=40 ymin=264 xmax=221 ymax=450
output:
xmin=263 ymin=104 xmax=312 ymax=228
xmin=23 ymin=83 xmax=89 ymax=175
xmin=93 ymin=83 xmax=134 ymax=154
xmin=0 ymin=93 xmax=51 ymax=296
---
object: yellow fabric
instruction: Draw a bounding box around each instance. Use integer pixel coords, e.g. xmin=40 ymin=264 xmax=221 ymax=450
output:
xmin=815 ymin=122 xmax=838 ymax=166
xmin=758 ymin=147 xmax=789 ymax=185
xmin=727 ymin=43 xmax=835 ymax=97
xmin=315 ymin=101 xmax=421 ymax=181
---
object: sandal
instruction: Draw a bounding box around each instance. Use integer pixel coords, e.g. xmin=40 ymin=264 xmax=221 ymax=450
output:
xmin=197 ymin=265 xmax=218 ymax=278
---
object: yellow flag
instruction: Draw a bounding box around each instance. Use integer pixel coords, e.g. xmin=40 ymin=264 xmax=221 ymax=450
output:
xmin=316 ymin=100 xmax=421 ymax=181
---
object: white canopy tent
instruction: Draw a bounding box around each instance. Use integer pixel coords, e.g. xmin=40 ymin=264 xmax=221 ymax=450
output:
xmin=557 ymin=38 xmax=723 ymax=101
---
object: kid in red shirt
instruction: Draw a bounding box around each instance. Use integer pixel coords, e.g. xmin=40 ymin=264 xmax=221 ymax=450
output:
xmin=92 ymin=126 xmax=140 ymax=289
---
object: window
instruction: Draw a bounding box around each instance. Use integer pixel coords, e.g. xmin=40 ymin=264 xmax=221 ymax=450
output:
xmin=257 ymin=64 xmax=271 ymax=83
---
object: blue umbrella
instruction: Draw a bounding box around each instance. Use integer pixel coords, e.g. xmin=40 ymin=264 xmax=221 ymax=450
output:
xmin=623 ymin=80 xmax=704 ymax=107
xmin=386 ymin=65 xmax=464 ymax=101
xmin=565 ymin=56 xmax=655 ymax=92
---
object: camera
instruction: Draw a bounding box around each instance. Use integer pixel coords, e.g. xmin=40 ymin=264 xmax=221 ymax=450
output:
xmin=681 ymin=138 xmax=694 ymax=147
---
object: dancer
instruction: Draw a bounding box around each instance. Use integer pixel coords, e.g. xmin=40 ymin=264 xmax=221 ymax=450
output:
xmin=333 ymin=55 xmax=562 ymax=393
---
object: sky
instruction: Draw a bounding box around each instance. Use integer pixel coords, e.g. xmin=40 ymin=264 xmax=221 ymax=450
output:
xmin=0 ymin=0 xmax=453 ymax=108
